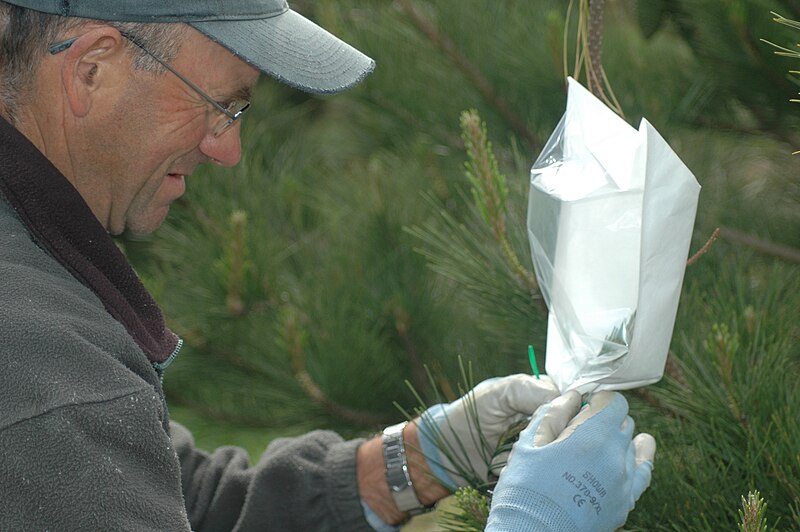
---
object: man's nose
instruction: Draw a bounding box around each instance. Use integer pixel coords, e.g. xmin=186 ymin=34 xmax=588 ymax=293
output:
xmin=198 ymin=122 xmax=243 ymax=167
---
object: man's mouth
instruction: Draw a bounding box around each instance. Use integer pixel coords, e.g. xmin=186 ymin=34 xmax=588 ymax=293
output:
xmin=165 ymin=173 xmax=187 ymax=199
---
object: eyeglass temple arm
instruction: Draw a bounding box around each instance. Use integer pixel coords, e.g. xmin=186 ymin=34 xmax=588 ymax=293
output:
xmin=49 ymin=37 xmax=78 ymax=55
xmin=116 ymin=32 xmax=233 ymax=118
xmin=48 ymin=32 xmax=233 ymax=121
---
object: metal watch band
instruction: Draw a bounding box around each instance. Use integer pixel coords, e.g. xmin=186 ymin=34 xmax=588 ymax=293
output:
xmin=382 ymin=421 xmax=431 ymax=516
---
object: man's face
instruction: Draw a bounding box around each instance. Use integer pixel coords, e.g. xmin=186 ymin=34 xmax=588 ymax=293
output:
xmin=84 ymin=29 xmax=260 ymax=235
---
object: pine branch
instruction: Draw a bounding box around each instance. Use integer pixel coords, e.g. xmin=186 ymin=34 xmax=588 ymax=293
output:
xmin=388 ymin=301 xmax=429 ymax=396
xmin=460 ymin=110 xmax=507 ymax=241
xmin=637 ymin=265 xmax=800 ymax=527
xmin=498 ymin=236 xmax=540 ymax=299
xmin=396 ymin=0 xmax=539 ymax=151
xmin=364 ymin=92 xmax=463 ymax=150
xmin=167 ymin=397 xmax=281 ymax=428
xmin=706 ymin=323 xmax=746 ymax=425
xmin=438 ymin=486 xmax=491 ymax=532
xmin=719 ymin=225 xmax=800 ymax=263
xmin=459 ymin=109 xmax=543 ymax=306
xmin=223 ymin=210 xmax=250 ymax=316
xmin=283 ymin=305 xmax=393 ymax=426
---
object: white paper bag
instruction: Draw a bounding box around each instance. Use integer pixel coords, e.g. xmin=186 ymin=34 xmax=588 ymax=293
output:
xmin=527 ymin=77 xmax=701 ymax=394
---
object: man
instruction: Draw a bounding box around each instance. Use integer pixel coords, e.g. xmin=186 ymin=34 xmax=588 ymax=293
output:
xmin=0 ymin=1 xmax=655 ymax=530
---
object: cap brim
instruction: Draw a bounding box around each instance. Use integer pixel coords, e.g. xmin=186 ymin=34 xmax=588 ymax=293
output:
xmin=190 ymin=9 xmax=375 ymax=95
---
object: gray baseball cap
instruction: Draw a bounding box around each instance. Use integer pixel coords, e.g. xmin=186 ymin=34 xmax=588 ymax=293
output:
xmin=7 ymin=0 xmax=375 ymax=94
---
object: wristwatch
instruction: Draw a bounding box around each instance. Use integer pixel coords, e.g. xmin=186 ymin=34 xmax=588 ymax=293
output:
xmin=382 ymin=422 xmax=432 ymax=516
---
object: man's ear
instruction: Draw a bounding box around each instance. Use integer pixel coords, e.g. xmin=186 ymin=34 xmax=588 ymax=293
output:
xmin=60 ymin=27 xmax=129 ymax=118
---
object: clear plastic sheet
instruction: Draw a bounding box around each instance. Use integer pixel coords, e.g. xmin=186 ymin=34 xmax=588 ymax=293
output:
xmin=527 ymin=78 xmax=700 ymax=394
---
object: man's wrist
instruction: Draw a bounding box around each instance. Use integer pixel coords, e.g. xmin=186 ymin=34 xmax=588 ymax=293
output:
xmin=356 ymin=421 xmax=449 ymax=526
xmin=404 ymin=420 xmax=451 ymax=505
xmin=358 ymin=436 xmax=406 ymax=525
xmin=382 ymin=422 xmax=429 ymax=514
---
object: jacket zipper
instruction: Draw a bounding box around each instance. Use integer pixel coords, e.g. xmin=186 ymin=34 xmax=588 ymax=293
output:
xmin=152 ymin=338 xmax=183 ymax=384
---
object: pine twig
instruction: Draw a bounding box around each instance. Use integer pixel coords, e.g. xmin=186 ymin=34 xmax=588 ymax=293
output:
xmin=703 ymin=323 xmax=797 ymax=507
xmin=366 ymin=92 xmax=463 ymax=150
xmin=284 ymin=306 xmax=392 ymax=426
xmin=738 ymin=490 xmax=769 ymax=532
xmin=168 ymin=398 xmax=278 ymax=428
xmin=397 ymin=0 xmax=539 ymax=151
xmin=631 ymin=351 xmax=689 ymax=420
xmin=664 ymin=350 xmax=688 ymax=388
xmin=687 ymin=227 xmax=721 ymax=266
xmin=459 ymin=109 xmax=544 ymax=309
xmin=439 ymin=486 xmax=491 ymax=532
xmin=461 ymin=110 xmax=507 ymax=241
xmin=499 ymin=235 xmax=541 ymax=301
xmin=390 ymin=302 xmax=430 ymax=395
xmin=631 ymin=388 xmax=683 ymax=419
xmin=224 ymin=210 xmax=250 ymax=316
xmin=707 ymin=323 xmax=746 ymax=425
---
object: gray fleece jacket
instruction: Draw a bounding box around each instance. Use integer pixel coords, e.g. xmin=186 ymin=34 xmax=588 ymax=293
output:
xmin=0 ymin=116 xmax=372 ymax=531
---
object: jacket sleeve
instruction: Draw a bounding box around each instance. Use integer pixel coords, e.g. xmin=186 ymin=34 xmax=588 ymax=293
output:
xmin=0 ymin=389 xmax=192 ymax=531
xmin=171 ymin=421 xmax=374 ymax=531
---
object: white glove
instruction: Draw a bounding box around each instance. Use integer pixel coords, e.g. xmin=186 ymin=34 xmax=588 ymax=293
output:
xmin=415 ymin=374 xmax=559 ymax=490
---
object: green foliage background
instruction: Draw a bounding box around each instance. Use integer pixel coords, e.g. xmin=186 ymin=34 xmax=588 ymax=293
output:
xmin=125 ymin=0 xmax=800 ymax=529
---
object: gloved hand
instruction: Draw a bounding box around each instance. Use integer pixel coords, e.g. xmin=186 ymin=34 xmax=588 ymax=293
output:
xmin=415 ymin=374 xmax=559 ymax=490
xmin=485 ymin=391 xmax=656 ymax=532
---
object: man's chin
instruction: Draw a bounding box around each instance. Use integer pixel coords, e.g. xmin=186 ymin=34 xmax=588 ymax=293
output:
xmin=118 ymin=207 xmax=170 ymax=237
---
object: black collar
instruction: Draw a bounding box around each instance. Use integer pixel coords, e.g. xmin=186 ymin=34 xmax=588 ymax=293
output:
xmin=0 ymin=116 xmax=179 ymax=363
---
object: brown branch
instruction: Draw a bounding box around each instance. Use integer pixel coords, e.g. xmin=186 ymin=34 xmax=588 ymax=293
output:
xmin=169 ymin=398 xmax=278 ymax=428
xmin=664 ymin=351 xmax=688 ymax=388
xmin=459 ymin=109 xmax=545 ymax=310
xmin=172 ymin=325 xmax=276 ymax=382
xmin=366 ymin=93 xmax=463 ymax=150
xmin=719 ymin=225 xmax=800 ymax=264
xmin=285 ymin=310 xmax=393 ymax=426
xmin=631 ymin=387 xmax=683 ymax=419
xmin=392 ymin=305 xmax=430 ymax=394
xmin=689 ymin=115 xmax=800 ymax=149
xmin=433 ymin=364 xmax=458 ymax=403
xmin=397 ymin=0 xmax=539 ymax=151
xmin=291 ymin=358 xmax=392 ymax=426
xmin=687 ymin=227 xmax=721 ymax=266
xmin=629 ymin=352 xmax=688 ymax=419
xmin=499 ymin=235 xmax=547 ymax=313
xmin=226 ymin=211 xmax=248 ymax=317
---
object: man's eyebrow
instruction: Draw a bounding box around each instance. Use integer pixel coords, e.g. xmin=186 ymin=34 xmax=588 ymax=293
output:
xmin=227 ymin=85 xmax=254 ymax=103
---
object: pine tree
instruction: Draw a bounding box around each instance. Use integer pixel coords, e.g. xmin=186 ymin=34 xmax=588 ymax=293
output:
xmin=125 ymin=0 xmax=800 ymax=529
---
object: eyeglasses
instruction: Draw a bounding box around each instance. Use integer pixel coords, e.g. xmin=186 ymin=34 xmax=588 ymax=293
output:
xmin=49 ymin=31 xmax=250 ymax=137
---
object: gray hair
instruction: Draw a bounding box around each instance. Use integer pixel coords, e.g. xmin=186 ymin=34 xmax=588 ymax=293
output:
xmin=0 ymin=1 xmax=184 ymax=122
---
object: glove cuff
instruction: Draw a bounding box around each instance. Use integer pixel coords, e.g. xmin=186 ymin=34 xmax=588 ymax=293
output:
xmin=416 ymin=405 xmax=458 ymax=492
xmin=486 ymin=487 xmax=580 ymax=532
